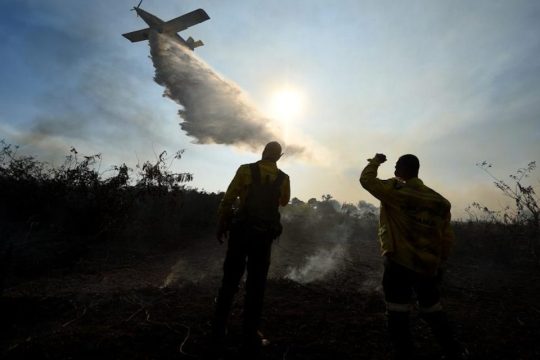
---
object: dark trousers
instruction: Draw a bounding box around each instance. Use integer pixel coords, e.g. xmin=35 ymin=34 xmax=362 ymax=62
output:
xmin=383 ymin=257 xmax=441 ymax=309
xmin=383 ymin=258 xmax=460 ymax=358
xmin=213 ymin=224 xmax=273 ymax=340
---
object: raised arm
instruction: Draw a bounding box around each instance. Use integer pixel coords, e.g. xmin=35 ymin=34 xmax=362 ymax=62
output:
xmin=359 ymin=153 xmax=395 ymax=202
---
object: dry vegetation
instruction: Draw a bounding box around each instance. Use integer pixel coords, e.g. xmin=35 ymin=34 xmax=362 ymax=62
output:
xmin=1 ymin=142 xmax=539 ymax=359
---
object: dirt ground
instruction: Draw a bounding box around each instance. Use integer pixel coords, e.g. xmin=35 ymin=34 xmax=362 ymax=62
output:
xmin=1 ymin=234 xmax=540 ymax=360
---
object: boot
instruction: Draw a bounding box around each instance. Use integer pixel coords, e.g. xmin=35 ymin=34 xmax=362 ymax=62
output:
xmin=387 ymin=311 xmax=414 ymax=360
xmin=209 ymin=291 xmax=234 ymax=359
xmin=239 ymin=331 xmax=262 ymax=360
xmin=421 ymin=311 xmax=469 ymax=359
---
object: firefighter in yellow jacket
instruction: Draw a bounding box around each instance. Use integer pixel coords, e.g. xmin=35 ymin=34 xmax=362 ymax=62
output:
xmin=360 ymin=153 xmax=468 ymax=360
xmin=211 ymin=141 xmax=290 ymax=358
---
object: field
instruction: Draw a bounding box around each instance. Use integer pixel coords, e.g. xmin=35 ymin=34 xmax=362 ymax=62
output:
xmin=2 ymin=213 xmax=540 ymax=360
xmin=1 ymin=146 xmax=539 ymax=359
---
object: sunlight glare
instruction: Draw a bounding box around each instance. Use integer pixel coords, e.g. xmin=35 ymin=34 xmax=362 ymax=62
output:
xmin=269 ymin=88 xmax=305 ymax=122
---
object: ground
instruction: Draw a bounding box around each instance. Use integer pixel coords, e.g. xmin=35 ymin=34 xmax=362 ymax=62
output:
xmin=1 ymin=233 xmax=540 ymax=360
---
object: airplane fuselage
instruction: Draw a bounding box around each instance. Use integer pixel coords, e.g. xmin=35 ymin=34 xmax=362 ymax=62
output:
xmin=136 ymin=8 xmax=164 ymax=29
xmin=135 ymin=8 xmax=189 ymax=47
xmin=123 ymin=7 xmax=209 ymax=50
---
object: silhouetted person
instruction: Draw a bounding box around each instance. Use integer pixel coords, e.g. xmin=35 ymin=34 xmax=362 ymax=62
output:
xmin=360 ymin=154 xmax=468 ymax=360
xmin=211 ymin=141 xmax=290 ymax=358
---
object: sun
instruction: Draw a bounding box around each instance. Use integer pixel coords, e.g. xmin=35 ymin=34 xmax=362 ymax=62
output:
xmin=268 ymin=87 xmax=305 ymax=122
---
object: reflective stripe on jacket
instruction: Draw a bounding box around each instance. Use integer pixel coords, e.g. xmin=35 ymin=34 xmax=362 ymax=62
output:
xmin=360 ymin=159 xmax=454 ymax=276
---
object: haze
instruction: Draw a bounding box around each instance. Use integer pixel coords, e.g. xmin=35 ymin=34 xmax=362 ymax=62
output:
xmin=1 ymin=0 xmax=539 ymax=217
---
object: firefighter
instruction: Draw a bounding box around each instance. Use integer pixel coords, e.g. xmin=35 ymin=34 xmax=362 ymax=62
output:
xmin=211 ymin=141 xmax=290 ymax=358
xmin=360 ymin=153 xmax=468 ymax=360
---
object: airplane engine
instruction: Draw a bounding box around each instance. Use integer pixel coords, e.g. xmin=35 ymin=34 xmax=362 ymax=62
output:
xmin=186 ymin=36 xmax=204 ymax=49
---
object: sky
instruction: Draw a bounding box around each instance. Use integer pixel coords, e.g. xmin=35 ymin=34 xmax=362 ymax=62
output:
xmin=1 ymin=0 xmax=539 ymax=218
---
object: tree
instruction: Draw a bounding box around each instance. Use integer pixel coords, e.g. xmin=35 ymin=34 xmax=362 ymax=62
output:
xmin=476 ymin=161 xmax=539 ymax=227
xmin=472 ymin=161 xmax=539 ymax=262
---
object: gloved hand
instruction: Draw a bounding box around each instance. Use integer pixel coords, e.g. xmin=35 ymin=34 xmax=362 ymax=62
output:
xmin=216 ymin=219 xmax=230 ymax=244
xmin=370 ymin=153 xmax=387 ymax=164
xmin=436 ymin=263 xmax=447 ymax=283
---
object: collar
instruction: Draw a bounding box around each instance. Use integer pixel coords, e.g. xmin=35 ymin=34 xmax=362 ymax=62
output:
xmin=258 ymin=159 xmax=278 ymax=167
xmin=405 ymin=177 xmax=423 ymax=187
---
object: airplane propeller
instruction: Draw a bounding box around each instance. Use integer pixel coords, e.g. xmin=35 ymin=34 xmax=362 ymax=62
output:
xmin=131 ymin=0 xmax=143 ymax=16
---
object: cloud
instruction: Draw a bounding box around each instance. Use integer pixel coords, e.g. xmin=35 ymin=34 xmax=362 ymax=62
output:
xmin=148 ymin=31 xmax=304 ymax=155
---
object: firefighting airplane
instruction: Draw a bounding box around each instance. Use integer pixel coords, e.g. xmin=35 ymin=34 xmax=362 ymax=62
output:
xmin=122 ymin=0 xmax=210 ymax=50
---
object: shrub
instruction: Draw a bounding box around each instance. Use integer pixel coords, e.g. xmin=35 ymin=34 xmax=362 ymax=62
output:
xmin=466 ymin=161 xmax=539 ymax=263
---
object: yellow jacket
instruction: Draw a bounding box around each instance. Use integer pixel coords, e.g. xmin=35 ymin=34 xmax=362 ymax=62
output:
xmin=218 ymin=160 xmax=290 ymax=224
xmin=360 ymin=159 xmax=454 ymax=276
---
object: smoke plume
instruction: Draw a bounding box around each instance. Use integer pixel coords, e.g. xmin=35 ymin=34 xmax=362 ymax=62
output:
xmin=285 ymin=245 xmax=346 ymax=284
xmin=149 ymin=32 xmax=303 ymax=154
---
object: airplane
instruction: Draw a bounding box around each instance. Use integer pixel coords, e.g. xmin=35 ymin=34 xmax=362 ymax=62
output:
xmin=122 ymin=0 xmax=210 ymax=50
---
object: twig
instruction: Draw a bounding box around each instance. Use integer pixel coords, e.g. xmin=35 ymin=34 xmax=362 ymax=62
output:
xmin=125 ymin=306 xmax=145 ymax=322
xmin=124 ymin=290 xmax=174 ymax=322
xmin=7 ymin=337 xmax=32 ymax=353
xmin=62 ymin=307 xmax=87 ymax=327
xmin=142 ymin=310 xmax=194 ymax=358
xmin=145 ymin=309 xmax=151 ymax=322
xmin=178 ymin=324 xmax=192 ymax=356
xmin=283 ymin=345 xmax=290 ymax=360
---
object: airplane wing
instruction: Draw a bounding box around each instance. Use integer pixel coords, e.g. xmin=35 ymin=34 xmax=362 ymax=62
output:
xmin=161 ymin=8 xmax=210 ymax=33
xmin=122 ymin=28 xmax=150 ymax=42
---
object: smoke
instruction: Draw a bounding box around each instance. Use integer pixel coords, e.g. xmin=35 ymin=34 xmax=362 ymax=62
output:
xmin=161 ymin=258 xmax=191 ymax=288
xmin=275 ymin=216 xmax=358 ymax=283
xmin=160 ymin=256 xmax=214 ymax=288
xmin=148 ymin=32 xmax=304 ymax=155
xmin=285 ymin=245 xmax=346 ymax=284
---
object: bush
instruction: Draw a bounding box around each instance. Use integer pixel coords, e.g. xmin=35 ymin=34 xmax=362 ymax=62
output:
xmin=465 ymin=161 xmax=539 ymax=263
xmin=0 ymin=140 xmax=194 ymax=280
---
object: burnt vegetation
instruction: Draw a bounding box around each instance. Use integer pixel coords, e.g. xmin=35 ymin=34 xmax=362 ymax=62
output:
xmin=1 ymin=141 xmax=539 ymax=359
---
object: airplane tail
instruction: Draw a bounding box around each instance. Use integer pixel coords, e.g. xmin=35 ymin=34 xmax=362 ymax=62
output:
xmin=186 ymin=36 xmax=204 ymax=49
